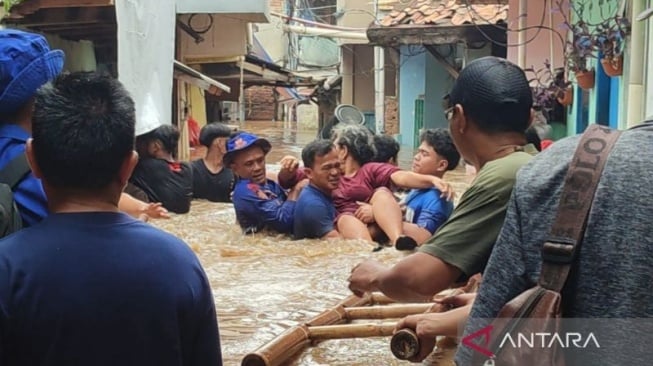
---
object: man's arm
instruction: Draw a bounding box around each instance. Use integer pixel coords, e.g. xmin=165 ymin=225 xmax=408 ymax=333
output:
xmin=118 ymin=192 xmax=170 ymax=219
xmin=257 ymin=199 xmax=296 ymax=234
xmin=348 ymin=252 xmax=461 ymax=302
xmin=390 ymin=171 xmax=454 ymax=200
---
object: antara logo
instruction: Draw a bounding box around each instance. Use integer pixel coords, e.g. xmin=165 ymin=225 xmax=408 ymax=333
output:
xmin=462 ymin=325 xmax=601 ymax=359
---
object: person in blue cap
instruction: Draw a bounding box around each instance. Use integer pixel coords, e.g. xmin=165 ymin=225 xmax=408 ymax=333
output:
xmin=225 ymin=132 xmax=305 ymax=234
xmin=0 ymin=28 xmax=167 ymax=226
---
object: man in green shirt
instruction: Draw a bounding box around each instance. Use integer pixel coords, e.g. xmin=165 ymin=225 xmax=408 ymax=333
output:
xmin=348 ymin=56 xmax=538 ymax=302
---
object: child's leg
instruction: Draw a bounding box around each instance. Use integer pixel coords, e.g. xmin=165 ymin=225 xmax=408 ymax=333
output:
xmin=337 ymin=214 xmax=374 ymax=242
xmin=402 ymin=222 xmax=432 ymax=245
xmin=369 ymin=187 xmax=405 ymax=245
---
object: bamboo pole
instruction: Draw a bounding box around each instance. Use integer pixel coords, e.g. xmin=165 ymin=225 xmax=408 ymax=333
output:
xmin=370 ymin=292 xmax=396 ymax=305
xmin=390 ymin=329 xmax=420 ymax=360
xmin=241 ymin=294 xmax=373 ymax=366
xmin=391 ymin=274 xmax=482 ymax=361
xmin=345 ymin=304 xmax=433 ymax=320
xmin=241 ymin=325 xmax=310 ymax=366
xmin=308 ymin=322 xmax=397 ymax=340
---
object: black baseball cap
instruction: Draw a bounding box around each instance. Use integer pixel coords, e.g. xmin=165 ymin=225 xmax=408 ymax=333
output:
xmin=447 ymin=56 xmax=532 ymax=132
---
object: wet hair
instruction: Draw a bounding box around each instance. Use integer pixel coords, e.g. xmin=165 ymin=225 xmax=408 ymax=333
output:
xmin=372 ymin=134 xmax=400 ymax=163
xmin=331 ymin=124 xmax=375 ymax=165
xmin=302 ymin=139 xmax=335 ymax=169
xmin=137 ymin=124 xmax=180 ymax=156
xmin=32 ymin=72 xmax=135 ymax=190
xmin=199 ymin=122 xmax=234 ymax=147
xmin=525 ymin=126 xmax=542 ymax=152
xmin=420 ymin=128 xmax=461 ymax=171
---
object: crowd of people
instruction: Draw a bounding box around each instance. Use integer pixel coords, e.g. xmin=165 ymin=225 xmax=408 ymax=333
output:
xmin=1 ymin=27 xmax=652 ymax=366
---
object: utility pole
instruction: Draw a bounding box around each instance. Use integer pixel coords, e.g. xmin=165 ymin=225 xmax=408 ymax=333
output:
xmin=372 ymin=0 xmax=385 ymax=133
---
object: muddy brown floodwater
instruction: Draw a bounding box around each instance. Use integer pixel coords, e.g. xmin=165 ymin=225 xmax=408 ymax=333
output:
xmin=153 ymin=121 xmax=473 ymax=365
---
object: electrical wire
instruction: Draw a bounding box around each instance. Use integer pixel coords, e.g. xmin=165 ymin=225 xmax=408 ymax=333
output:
xmin=461 ymin=0 xmax=549 ymax=48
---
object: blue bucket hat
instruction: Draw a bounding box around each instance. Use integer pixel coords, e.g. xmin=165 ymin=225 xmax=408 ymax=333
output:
xmin=223 ymin=132 xmax=272 ymax=165
xmin=0 ymin=29 xmax=64 ymax=114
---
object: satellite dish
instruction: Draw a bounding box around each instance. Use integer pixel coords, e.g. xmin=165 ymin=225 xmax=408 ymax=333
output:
xmin=335 ymin=104 xmax=365 ymax=125
xmin=318 ymin=104 xmax=366 ymax=139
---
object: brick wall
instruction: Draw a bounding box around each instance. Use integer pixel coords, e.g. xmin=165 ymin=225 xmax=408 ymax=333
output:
xmin=245 ymin=86 xmax=276 ymax=121
xmin=385 ymin=96 xmax=399 ymax=135
xmin=270 ymin=0 xmax=283 ymax=12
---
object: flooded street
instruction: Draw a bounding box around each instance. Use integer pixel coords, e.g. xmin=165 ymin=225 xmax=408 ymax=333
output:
xmin=154 ymin=121 xmax=473 ymax=365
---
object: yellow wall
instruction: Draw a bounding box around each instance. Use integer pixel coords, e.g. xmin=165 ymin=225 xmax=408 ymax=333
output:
xmin=189 ymin=85 xmax=208 ymax=127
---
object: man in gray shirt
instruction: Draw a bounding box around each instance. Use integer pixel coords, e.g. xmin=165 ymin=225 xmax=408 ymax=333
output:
xmin=457 ymin=121 xmax=653 ymax=365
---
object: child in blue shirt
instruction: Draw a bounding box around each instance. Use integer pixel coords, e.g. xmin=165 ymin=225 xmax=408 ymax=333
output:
xmin=402 ymin=129 xmax=461 ymax=244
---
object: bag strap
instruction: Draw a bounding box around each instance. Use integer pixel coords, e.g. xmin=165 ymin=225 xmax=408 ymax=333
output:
xmin=0 ymin=153 xmax=31 ymax=189
xmin=538 ymin=124 xmax=622 ymax=292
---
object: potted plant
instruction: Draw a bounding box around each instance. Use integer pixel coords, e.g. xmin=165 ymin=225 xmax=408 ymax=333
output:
xmin=595 ymin=16 xmax=631 ymax=77
xmin=566 ymin=21 xmax=596 ymax=89
xmin=526 ymin=62 xmax=572 ymax=122
xmin=556 ymin=0 xmax=596 ymax=89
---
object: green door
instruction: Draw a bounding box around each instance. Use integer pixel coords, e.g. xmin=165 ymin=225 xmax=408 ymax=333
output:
xmin=414 ymin=98 xmax=424 ymax=148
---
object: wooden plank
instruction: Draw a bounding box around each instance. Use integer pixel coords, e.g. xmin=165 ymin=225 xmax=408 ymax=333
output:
xmin=9 ymin=0 xmax=113 ymax=18
xmin=366 ymin=24 xmax=506 ymax=47
xmin=8 ymin=6 xmax=114 ymax=27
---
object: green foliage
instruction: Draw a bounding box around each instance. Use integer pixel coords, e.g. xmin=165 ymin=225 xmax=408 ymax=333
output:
xmin=2 ymin=0 xmax=23 ymax=14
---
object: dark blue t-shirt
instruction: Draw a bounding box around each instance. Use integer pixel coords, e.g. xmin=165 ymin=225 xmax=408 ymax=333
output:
xmin=293 ymin=184 xmax=336 ymax=239
xmin=403 ymin=188 xmax=453 ymax=234
xmin=232 ymin=178 xmax=295 ymax=234
xmin=0 ymin=212 xmax=221 ymax=366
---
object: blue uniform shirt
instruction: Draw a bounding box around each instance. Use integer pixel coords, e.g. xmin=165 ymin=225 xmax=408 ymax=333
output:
xmin=0 ymin=211 xmax=221 ymax=366
xmin=293 ymin=184 xmax=336 ymax=239
xmin=0 ymin=123 xmax=48 ymax=227
xmin=232 ymin=178 xmax=295 ymax=234
xmin=403 ymin=188 xmax=453 ymax=234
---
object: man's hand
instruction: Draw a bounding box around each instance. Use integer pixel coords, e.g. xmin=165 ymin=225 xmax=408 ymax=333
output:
xmin=348 ymin=259 xmax=387 ymax=297
xmin=354 ymin=201 xmax=375 ymax=224
xmin=279 ymin=155 xmax=300 ymax=173
xmin=393 ymin=313 xmax=442 ymax=362
xmin=431 ymin=177 xmax=455 ymax=201
xmin=141 ymin=202 xmax=170 ymax=219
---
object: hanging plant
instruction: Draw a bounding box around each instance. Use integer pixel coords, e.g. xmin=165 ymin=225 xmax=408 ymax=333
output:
xmin=525 ymin=61 xmax=572 ymax=121
xmin=2 ymin=0 xmax=23 ymax=13
xmin=595 ymin=16 xmax=631 ymax=77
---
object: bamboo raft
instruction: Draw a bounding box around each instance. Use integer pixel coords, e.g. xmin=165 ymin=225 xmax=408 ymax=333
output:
xmin=241 ymin=276 xmax=481 ymax=366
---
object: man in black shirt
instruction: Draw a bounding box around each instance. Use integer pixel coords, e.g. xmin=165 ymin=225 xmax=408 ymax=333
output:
xmin=191 ymin=123 xmax=235 ymax=203
xmin=130 ymin=125 xmax=193 ymax=214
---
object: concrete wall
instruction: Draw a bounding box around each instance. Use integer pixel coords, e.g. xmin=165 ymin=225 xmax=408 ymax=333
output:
xmin=341 ymin=46 xmax=354 ymax=105
xmin=177 ymin=0 xmax=270 ymax=23
xmin=352 ymin=44 xmax=375 ymax=111
xmin=646 ymin=1 xmax=653 ymax=119
xmin=337 ymin=0 xmax=375 ymax=45
xmin=45 ymin=34 xmax=97 ymax=72
xmin=254 ymin=0 xmax=286 ymax=65
xmin=424 ymin=46 xmax=456 ymax=131
xmin=179 ymin=14 xmax=248 ymax=61
xmin=506 ymin=0 xmax=567 ymax=70
xmin=398 ymin=46 xmax=426 ymax=146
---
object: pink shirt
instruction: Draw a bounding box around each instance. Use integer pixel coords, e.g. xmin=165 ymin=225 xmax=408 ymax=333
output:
xmin=332 ymin=162 xmax=399 ymax=214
